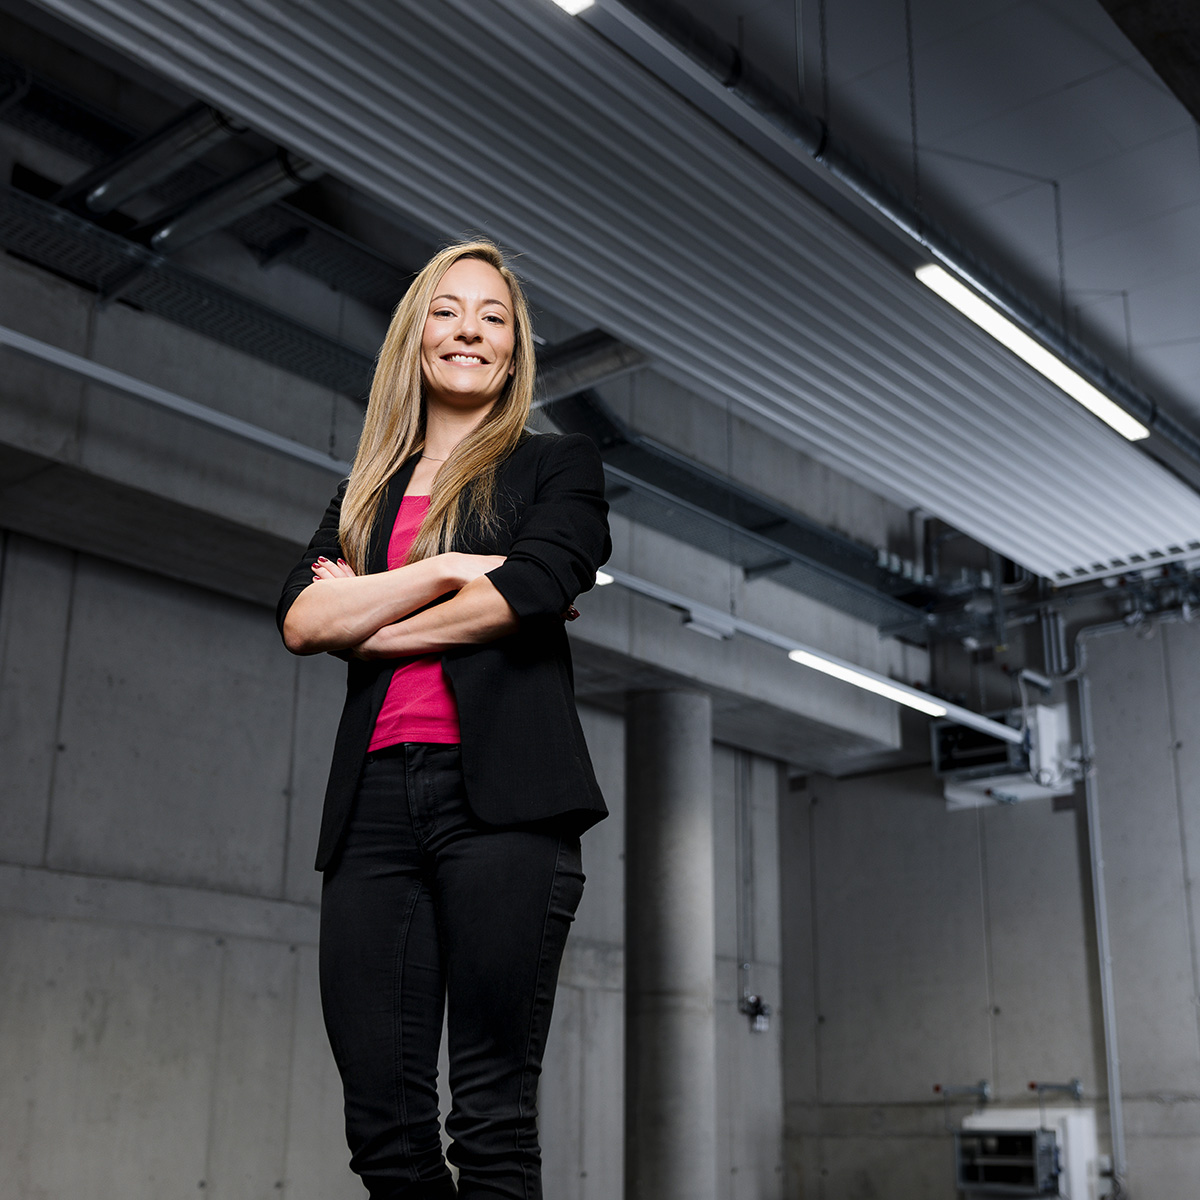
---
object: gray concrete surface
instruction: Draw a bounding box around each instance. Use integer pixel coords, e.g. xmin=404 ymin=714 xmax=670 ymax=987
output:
xmin=780 ymin=621 xmax=1200 ymax=1197
xmin=0 ymin=529 xmax=789 ymax=1200
xmin=625 ymin=690 xmax=719 ymax=1200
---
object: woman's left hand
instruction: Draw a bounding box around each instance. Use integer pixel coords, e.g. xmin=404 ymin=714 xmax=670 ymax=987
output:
xmin=312 ymin=556 xmax=357 ymax=582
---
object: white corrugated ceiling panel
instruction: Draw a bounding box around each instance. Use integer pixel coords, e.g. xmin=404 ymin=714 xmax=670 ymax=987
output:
xmin=31 ymin=0 xmax=1200 ymax=581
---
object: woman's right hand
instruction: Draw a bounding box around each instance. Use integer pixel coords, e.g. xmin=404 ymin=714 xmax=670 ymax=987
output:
xmin=442 ymin=552 xmax=506 ymax=589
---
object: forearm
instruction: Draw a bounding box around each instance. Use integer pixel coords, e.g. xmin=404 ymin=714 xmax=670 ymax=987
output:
xmin=283 ymin=556 xmax=455 ymax=654
xmin=355 ymin=576 xmax=518 ymax=659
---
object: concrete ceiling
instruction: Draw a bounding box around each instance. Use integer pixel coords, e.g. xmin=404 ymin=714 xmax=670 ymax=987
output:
xmin=690 ymin=0 xmax=1200 ymax=425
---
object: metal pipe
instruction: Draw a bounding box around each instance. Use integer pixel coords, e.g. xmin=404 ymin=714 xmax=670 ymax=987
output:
xmin=146 ymin=150 xmax=322 ymax=254
xmin=0 ymin=323 xmax=349 ymax=474
xmin=533 ymin=329 xmax=647 ymax=407
xmin=589 ymin=0 xmax=1200 ymax=473
xmin=57 ymin=102 xmax=246 ymax=215
xmin=602 ymin=565 xmax=1023 ymax=744
xmin=1074 ymin=621 xmax=1133 ymax=1188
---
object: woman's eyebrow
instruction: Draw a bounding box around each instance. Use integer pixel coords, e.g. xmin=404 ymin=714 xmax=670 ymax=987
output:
xmin=432 ymin=292 xmax=511 ymax=313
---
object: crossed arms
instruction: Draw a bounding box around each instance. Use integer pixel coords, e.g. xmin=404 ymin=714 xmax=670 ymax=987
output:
xmin=277 ymin=434 xmax=612 ymax=662
xmin=281 ymin=551 xmax=518 ymax=660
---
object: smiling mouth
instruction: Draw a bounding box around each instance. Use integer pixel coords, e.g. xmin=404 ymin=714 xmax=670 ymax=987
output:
xmin=443 ymin=353 xmax=488 ymax=365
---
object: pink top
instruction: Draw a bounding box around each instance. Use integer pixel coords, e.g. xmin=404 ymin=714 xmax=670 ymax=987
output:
xmin=367 ymin=495 xmax=462 ymax=749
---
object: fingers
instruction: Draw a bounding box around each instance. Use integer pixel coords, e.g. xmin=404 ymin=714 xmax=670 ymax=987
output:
xmin=311 ymin=556 xmax=356 ymax=581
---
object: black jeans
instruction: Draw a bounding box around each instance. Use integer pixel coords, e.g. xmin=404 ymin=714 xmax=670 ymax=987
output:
xmin=320 ymin=743 xmax=585 ymax=1200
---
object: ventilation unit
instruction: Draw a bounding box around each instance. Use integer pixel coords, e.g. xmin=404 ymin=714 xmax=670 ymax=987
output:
xmin=933 ymin=704 xmax=1080 ymax=809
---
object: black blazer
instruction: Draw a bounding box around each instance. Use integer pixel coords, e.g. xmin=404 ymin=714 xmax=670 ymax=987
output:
xmin=277 ymin=431 xmax=612 ymax=871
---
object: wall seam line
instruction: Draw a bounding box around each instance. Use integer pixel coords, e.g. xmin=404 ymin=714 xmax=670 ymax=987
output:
xmin=41 ymin=549 xmax=78 ymax=867
xmin=279 ymin=654 xmax=302 ymax=899
xmin=808 ymin=788 xmax=825 ymax=1200
xmin=203 ymin=937 xmax=230 ymax=1195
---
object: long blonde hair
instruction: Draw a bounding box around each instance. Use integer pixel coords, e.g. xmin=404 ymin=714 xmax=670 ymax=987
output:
xmin=339 ymin=240 xmax=536 ymax=572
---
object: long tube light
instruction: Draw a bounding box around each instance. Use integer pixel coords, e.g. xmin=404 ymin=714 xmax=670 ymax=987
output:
xmin=787 ymin=649 xmax=947 ymax=717
xmin=550 ymin=0 xmax=595 ymax=13
xmin=916 ymin=265 xmax=1149 ymax=442
xmin=599 ymin=567 xmax=1021 ymax=743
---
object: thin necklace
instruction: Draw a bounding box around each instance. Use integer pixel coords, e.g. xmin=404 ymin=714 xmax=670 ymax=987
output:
xmin=420 ymin=453 xmax=447 ymax=461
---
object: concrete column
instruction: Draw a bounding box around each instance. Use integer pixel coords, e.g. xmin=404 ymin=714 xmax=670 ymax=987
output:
xmin=624 ymin=689 xmax=717 ymax=1200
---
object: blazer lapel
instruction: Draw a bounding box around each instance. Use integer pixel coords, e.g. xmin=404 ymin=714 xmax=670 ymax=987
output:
xmin=367 ymin=457 xmax=419 ymax=574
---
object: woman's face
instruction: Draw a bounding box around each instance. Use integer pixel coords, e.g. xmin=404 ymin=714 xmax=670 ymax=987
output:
xmin=420 ymin=258 xmax=517 ymax=413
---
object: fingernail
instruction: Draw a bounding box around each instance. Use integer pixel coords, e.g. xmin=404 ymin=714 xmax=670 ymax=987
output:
xmin=317 ymin=556 xmax=328 ymax=563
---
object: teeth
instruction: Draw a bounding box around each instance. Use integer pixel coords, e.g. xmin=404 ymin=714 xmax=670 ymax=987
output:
xmin=447 ymin=354 xmax=484 ymax=363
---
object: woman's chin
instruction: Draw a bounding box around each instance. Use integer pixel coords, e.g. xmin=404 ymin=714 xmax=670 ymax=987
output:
xmin=426 ymin=385 xmax=502 ymax=412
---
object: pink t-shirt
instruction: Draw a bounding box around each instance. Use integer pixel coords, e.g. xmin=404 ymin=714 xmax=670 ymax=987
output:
xmin=367 ymin=495 xmax=462 ymax=749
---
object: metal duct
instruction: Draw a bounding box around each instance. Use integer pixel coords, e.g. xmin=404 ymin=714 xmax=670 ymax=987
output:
xmin=144 ymin=149 xmax=322 ymax=253
xmin=28 ymin=0 xmax=1200 ymax=582
xmin=0 ymin=184 xmax=373 ymax=395
xmin=535 ymin=329 xmax=647 ymax=405
xmin=54 ymin=101 xmax=245 ymax=214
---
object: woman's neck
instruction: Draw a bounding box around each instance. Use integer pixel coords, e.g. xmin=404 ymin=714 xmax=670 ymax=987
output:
xmin=422 ymin=396 xmax=495 ymax=460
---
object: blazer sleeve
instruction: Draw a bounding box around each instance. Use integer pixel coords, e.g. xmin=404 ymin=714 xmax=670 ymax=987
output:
xmin=486 ymin=433 xmax=611 ymax=620
xmin=275 ymin=476 xmax=349 ymax=640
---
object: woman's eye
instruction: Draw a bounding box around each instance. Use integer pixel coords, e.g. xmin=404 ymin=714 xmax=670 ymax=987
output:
xmin=484 ymin=314 xmax=505 ymax=324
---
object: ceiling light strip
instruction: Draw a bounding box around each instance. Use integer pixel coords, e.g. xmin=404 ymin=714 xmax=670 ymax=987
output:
xmin=916 ymin=266 xmax=1149 ymax=441
xmin=600 ymin=566 xmax=1021 ymax=743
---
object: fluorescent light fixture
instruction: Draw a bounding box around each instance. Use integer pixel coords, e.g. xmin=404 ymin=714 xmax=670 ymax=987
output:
xmin=916 ymin=264 xmax=1150 ymax=442
xmin=595 ymin=569 xmax=614 ymax=586
xmin=788 ymin=648 xmax=948 ymax=717
xmin=550 ymin=0 xmax=594 ymax=13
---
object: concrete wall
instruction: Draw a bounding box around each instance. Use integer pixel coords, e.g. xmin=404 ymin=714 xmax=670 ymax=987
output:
xmin=0 ymin=527 xmax=786 ymax=1200
xmin=781 ymin=620 xmax=1200 ymax=1198
xmin=0 ymin=530 xmax=357 ymax=1200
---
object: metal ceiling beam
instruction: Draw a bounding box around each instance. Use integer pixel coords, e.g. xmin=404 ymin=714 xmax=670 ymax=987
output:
xmin=0 ymin=184 xmax=374 ymax=396
xmin=543 ymin=384 xmax=941 ymax=631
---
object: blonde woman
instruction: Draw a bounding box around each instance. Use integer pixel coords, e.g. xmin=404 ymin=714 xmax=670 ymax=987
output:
xmin=278 ymin=240 xmax=610 ymax=1200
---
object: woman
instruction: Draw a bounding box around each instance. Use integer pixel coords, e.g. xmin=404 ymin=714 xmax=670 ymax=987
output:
xmin=277 ymin=240 xmax=611 ymax=1200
